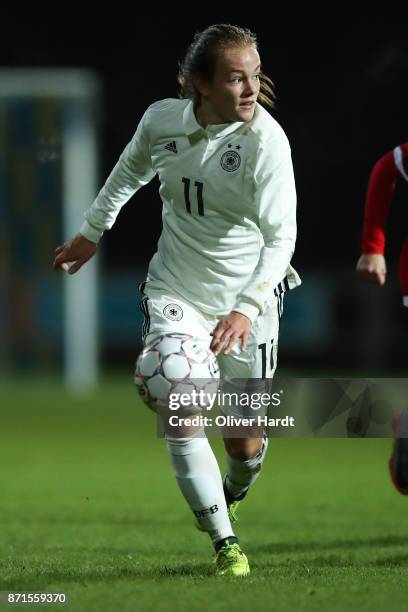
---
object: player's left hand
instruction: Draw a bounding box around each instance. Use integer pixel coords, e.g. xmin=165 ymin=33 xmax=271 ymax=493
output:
xmin=210 ymin=311 xmax=251 ymax=355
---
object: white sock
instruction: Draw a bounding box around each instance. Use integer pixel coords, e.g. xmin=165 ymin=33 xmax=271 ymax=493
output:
xmin=225 ymin=436 xmax=269 ymax=500
xmin=166 ymin=431 xmax=234 ymax=546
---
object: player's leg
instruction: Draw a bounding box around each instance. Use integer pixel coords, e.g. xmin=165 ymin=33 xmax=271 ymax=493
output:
xmin=222 ymin=432 xmax=269 ymax=522
xmin=217 ymin=293 xmax=281 ymax=517
xmin=389 ymin=408 xmax=408 ymax=495
xmin=166 ymin=423 xmax=249 ymax=575
xmin=390 ymin=245 xmax=408 ymax=494
xmin=137 ymin=290 xmax=248 ymax=573
xmin=165 ymin=427 xmax=236 ymax=544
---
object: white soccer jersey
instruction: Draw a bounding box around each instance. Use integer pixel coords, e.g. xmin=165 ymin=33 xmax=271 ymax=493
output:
xmin=80 ymin=98 xmax=301 ymax=322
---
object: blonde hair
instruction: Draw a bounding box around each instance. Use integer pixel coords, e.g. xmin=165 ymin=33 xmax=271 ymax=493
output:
xmin=177 ymin=24 xmax=275 ymax=109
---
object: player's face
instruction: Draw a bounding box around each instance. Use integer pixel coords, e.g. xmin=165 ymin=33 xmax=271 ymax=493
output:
xmin=198 ymin=45 xmax=261 ymax=123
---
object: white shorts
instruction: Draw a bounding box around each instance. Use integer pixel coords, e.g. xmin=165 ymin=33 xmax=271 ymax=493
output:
xmin=139 ymin=287 xmax=284 ymax=380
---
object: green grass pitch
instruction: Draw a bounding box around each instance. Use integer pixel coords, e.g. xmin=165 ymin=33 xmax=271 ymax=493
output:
xmin=1 ymin=378 xmax=407 ymax=611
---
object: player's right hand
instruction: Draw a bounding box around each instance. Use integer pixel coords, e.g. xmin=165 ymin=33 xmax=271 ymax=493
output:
xmin=356 ymin=253 xmax=387 ymax=285
xmin=53 ymin=233 xmax=97 ymax=274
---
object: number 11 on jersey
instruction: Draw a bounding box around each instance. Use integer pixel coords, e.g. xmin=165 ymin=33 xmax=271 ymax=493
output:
xmin=182 ymin=177 xmax=205 ymax=216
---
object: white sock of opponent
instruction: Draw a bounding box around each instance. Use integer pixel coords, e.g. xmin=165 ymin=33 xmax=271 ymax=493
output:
xmin=225 ymin=436 xmax=269 ymax=501
xmin=166 ymin=430 xmax=235 ymax=547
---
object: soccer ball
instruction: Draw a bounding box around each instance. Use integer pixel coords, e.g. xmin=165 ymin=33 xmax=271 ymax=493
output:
xmin=134 ymin=333 xmax=220 ymax=413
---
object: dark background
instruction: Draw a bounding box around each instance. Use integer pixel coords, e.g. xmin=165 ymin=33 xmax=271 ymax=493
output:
xmin=2 ymin=7 xmax=408 ymax=373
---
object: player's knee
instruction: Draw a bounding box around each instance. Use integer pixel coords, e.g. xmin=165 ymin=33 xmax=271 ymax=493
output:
xmin=224 ymin=437 xmax=263 ymax=460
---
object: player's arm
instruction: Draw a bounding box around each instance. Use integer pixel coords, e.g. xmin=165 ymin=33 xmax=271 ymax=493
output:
xmin=235 ymin=134 xmax=297 ymax=318
xmin=210 ymin=134 xmax=297 ymax=355
xmin=356 ymin=148 xmax=401 ymax=285
xmin=54 ymin=108 xmax=156 ymax=274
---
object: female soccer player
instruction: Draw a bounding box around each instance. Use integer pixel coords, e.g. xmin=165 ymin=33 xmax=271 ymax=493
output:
xmin=54 ymin=24 xmax=300 ymax=576
xmin=356 ymin=142 xmax=408 ymax=495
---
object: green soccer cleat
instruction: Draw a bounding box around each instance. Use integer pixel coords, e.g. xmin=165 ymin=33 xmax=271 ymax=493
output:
xmin=214 ymin=540 xmax=250 ymax=577
xmin=227 ymin=499 xmax=240 ymax=524
xmin=223 ymin=475 xmax=247 ymax=525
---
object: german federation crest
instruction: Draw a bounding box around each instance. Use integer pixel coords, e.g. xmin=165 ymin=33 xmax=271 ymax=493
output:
xmin=163 ymin=303 xmax=183 ymax=321
xmin=220 ymin=150 xmax=241 ymax=172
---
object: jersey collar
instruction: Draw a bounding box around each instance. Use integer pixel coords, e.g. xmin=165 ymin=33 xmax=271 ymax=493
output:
xmin=183 ymin=100 xmax=245 ymax=140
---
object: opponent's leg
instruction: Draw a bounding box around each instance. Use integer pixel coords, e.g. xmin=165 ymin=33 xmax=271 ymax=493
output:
xmin=389 ymin=408 xmax=408 ymax=495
